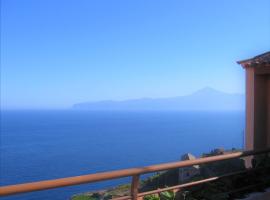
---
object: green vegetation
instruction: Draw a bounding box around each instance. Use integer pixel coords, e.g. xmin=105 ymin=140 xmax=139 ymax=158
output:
xmin=160 ymin=190 xmax=175 ymax=200
xmin=143 ymin=190 xmax=175 ymax=200
xmin=71 ymin=184 xmax=131 ymax=200
xmin=72 ymin=195 xmax=97 ymax=200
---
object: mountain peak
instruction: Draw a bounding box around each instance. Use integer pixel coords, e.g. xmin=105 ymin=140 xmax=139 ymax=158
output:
xmin=191 ymin=87 xmax=224 ymax=96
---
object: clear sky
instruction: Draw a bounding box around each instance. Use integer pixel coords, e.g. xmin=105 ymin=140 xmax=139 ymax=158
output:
xmin=1 ymin=0 xmax=270 ymax=109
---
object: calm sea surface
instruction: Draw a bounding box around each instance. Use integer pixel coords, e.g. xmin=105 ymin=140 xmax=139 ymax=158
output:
xmin=0 ymin=110 xmax=244 ymax=200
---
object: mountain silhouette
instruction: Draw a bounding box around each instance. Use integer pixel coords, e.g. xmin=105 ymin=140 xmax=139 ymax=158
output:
xmin=73 ymin=87 xmax=244 ymax=111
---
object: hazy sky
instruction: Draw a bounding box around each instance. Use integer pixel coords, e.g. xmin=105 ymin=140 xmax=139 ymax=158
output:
xmin=1 ymin=0 xmax=270 ymax=109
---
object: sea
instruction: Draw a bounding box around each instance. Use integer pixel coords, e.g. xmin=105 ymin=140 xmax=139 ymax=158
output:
xmin=0 ymin=110 xmax=244 ymax=200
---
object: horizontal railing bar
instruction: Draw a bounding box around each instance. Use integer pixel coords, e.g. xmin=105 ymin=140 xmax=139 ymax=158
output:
xmin=0 ymin=148 xmax=269 ymax=197
xmin=112 ymin=166 xmax=270 ymax=200
xmin=138 ymin=177 xmax=221 ymax=197
xmin=112 ymin=196 xmax=132 ymax=200
xmin=138 ymin=166 xmax=270 ymax=197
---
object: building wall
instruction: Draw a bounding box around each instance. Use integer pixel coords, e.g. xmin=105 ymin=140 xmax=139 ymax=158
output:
xmin=245 ymin=67 xmax=255 ymax=151
xmin=253 ymin=73 xmax=268 ymax=149
xmin=267 ymin=76 xmax=270 ymax=147
xmin=245 ymin=67 xmax=270 ymax=152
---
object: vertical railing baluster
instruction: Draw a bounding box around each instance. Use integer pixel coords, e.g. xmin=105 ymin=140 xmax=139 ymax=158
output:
xmin=131 ymin=175 xmax=140 ymax=200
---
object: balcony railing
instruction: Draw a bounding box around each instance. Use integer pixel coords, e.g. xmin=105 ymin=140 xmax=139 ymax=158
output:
xmin=0 ymin=148 xmax=269 ymax=200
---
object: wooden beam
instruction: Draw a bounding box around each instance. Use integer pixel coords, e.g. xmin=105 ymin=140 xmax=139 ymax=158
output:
xmin=131 ymin=175 xmax=140 ymax=200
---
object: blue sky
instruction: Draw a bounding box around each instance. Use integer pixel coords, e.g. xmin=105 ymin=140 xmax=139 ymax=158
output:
xmin=1 ymin=0 xmax=270 ymax=109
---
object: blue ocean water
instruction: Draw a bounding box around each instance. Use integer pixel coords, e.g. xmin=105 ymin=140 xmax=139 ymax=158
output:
xmin=0 ymin=110 xmax=244 ymax=200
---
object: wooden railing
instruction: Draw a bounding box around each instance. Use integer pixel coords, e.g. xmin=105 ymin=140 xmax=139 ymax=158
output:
xmin=0 ymin=148 xmax=269 ymax=199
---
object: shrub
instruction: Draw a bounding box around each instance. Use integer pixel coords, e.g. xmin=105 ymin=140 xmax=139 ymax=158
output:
xmin=143 ymin=194 xmax=160 ymax=200
xmin=160 ymin=190 xmax=175 ymax=200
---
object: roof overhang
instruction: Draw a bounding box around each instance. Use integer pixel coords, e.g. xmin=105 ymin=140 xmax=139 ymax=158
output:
xmin=237 ymin=51 xmax=270 ymax=68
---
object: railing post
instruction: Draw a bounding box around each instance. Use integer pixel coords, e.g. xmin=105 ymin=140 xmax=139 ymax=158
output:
xmin=131 ymin=175 xmax=140 ymax=200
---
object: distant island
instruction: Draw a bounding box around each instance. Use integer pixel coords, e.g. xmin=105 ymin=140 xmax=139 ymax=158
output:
xmin=72 ymin=87 xmax=245 ymax=111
